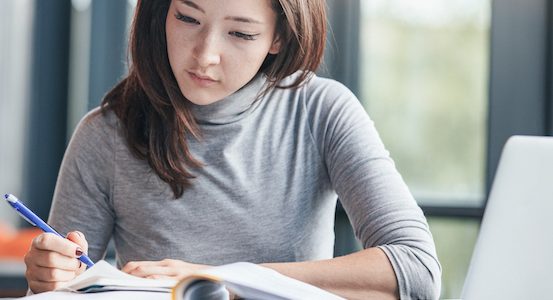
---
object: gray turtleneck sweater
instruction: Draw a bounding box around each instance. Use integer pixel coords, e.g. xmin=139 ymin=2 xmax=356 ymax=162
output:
xmin=48 ymin=73 xmax=441 ymax=299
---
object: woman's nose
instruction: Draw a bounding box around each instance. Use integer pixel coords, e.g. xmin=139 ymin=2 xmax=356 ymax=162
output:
xmin=192 ymin=31 xmax=221 ymax=68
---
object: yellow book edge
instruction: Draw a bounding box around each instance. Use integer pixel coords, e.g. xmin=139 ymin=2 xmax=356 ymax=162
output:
xmin=170 ymin=262 xmax=345 ymax=300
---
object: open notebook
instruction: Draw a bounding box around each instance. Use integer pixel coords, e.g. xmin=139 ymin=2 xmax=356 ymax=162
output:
xmin=53 ymin=260 xmax=344 ymax=299
xmin=173 ymin=262 xmax=345 ymax=300
xmin=57 ymin=260 xmax=176 ymax=293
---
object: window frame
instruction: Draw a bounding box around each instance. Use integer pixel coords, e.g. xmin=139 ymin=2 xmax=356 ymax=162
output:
xmin=24 ymin=0 xmax=129 ymax=220
xmin=24 ymin=0 xmax=72 ymax=221
xmin=486 ymin=0 xmax=553 ymax=205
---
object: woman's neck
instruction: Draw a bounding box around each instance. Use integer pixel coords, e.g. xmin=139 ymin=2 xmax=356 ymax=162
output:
xmin=188 ymin=74 xmax=267 ymax=125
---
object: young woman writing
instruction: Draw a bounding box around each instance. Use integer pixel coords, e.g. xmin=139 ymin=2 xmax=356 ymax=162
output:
xmin=24 ymin=0 xmax=441 ymax=299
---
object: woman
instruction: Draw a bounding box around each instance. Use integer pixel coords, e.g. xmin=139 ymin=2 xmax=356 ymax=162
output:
xmin=24 ymin=0 xmax=441 ymax=299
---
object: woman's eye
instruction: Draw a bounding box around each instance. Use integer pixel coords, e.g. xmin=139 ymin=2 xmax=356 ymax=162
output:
xmin=175 ymin=13 xmax=200 ymax=25
xmin=230 ymin=31 xmax=258 ymax=41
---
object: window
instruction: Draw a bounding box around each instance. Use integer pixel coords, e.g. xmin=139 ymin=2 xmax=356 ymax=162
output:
xmin=0 ymin=0 xmax=34 ymax=225
xmin=360 ymin=0 xmax=491 ymax=207
xmin=358 ymin=0 xmax=491 ymax=297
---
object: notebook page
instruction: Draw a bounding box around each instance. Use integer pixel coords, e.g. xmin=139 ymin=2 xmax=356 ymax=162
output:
xmin=197 ymin=262 xmax=345 ymax=300
xmin=57 ymin=260 xmax=176 ymax=292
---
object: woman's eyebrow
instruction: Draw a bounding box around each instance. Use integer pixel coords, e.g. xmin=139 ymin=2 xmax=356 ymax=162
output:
xmin=225 ymin=16 xmax=263 ymax=25
xmin=179 ymin=0 xmax=205 ymax=13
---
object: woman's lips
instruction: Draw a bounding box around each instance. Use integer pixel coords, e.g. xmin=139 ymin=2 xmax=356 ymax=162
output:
xmin=188 ymin=72 xmax=218 ymax=87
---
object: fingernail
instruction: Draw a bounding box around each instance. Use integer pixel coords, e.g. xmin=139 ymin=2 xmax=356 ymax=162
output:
xmin=76 ymin=231 xmax=84 ymax=238
xmin=76 ymin=248 xmax=83 ymax=257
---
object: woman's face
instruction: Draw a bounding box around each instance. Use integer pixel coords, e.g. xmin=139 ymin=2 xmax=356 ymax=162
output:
xmin=165 ymin=0 xmax=281 ymax=105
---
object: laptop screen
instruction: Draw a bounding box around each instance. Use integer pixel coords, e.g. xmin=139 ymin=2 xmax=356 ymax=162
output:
xmin=462 ymin=136 xmax=553 ymax=300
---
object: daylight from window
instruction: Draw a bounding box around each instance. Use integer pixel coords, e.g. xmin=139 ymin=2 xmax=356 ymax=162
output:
xmin=360 ymin=0 xmax=490 ymax=206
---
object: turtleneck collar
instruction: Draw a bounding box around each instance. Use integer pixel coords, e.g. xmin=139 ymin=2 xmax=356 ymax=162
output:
xmin=188 ymin=73 xmax=268 ymax=125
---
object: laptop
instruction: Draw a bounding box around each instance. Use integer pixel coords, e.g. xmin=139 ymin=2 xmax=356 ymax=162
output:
xmin=461 ymin=135 xmax=553 ymax=299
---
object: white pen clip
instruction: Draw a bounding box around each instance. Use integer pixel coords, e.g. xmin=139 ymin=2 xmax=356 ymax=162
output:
xmin=4 ymin=194 xmax=37 ymax=226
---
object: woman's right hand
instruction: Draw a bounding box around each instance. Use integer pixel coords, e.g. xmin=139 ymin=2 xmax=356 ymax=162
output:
xmin=24 ymin=231 xmax=88 ymax=293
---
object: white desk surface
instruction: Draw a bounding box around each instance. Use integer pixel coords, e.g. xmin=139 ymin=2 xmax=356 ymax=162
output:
xmin=22 ymin=291 xmax=171 ymax=299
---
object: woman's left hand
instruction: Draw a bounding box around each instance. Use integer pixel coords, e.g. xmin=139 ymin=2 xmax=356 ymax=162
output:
xmin=121 ymin=259 xmax=209 ymax=280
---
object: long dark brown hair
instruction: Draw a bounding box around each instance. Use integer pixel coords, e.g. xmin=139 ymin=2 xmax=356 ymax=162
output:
xmin=101 ymin=0 xmax=327 ymax=198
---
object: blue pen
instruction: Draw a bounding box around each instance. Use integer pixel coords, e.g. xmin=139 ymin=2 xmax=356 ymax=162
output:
xmin=3 ymin=193 xmax=94 ymax=268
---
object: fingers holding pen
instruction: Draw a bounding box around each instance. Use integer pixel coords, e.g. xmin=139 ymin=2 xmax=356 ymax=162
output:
xmin=33 ymin=233 xmax=84 ymax=259
xmin=25 ymin=232 xmax=90 ymax=293
xmin=66 ymin=231 xmax=89 ymax=254
xmin=25 ymin=233 xmax=83 ymax=293
xmin=26 ymin=279 xmax=68 ymax=294
xmin=25 ymin=246 xmax=82 ymax=271
xmin=66 ymin=231 xmax=90 ymax=275
xmin=27 ymin=266 xmax=77 ymax=282
xmin=26 ymin=263 xmax=75 ymax=294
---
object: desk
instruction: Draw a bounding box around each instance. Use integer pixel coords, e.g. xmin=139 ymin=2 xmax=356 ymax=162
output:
xmin=21 ymin=291 xmax=170 ymax=299
xmin=0 ymin=261 xmax=171 ymax=300
xmin=0 ymin=260 xmax=27 ymax=298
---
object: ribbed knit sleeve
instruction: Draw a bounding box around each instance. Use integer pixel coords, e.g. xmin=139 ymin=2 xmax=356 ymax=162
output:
xmin=48 ymin=108 xmax=116 ymax=262
xmin=304 ymin=77 xmax=442 ymax=299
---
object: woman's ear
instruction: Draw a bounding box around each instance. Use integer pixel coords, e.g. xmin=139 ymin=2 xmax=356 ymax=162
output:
xmin=269 ymin=35 xmax=282 ymax=55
